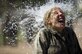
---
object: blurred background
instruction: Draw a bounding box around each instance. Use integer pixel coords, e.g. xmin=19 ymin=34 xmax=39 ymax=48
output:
xmin=0 ymin=0 xmax=82 ymax=54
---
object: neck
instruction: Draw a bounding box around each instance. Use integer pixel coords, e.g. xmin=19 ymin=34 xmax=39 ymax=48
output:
xmin=53 ymin=27 xmax=64 ymax=32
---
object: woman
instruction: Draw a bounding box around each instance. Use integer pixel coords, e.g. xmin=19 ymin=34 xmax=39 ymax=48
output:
xmin=34 ymin=7 xmax=82 ymax=54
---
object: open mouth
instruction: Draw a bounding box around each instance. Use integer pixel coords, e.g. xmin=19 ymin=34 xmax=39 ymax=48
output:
xmin=58 ymin=18 xmax=65 ymax=23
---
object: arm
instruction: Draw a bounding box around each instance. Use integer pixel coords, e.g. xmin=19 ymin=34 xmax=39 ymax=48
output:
xmin=71 ymin=29 xmax=82 ymax=54
xmin=66 ymin=27 xmax=82 ymax=54
xmin=34 ymin=29 xmax=48 ymax=54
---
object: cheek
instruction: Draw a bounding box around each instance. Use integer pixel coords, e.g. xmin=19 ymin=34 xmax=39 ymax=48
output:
xmin=49 ymin=16 xmax=58 ymax=25
xmin=50 ymin=20 xmax=57 ymax=26
xmin=51 ymin=19 xmax=58 ymax=24
xmin=52 ymin=16 xmax=58 ymax=22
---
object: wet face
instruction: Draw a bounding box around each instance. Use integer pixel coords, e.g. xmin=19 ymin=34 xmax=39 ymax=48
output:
xmin=49 ymin=8 xmax=65 ymax=31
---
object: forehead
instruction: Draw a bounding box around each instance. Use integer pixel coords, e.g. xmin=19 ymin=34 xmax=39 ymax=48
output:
xmin=51 ymin=8 xmax=64 ymax=13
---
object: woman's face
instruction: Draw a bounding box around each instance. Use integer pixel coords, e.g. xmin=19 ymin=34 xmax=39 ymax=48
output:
xmin=49 ymin=8 xmax=65 ymax=31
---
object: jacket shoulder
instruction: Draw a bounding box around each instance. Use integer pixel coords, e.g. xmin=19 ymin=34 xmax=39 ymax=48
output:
xmin=64 ymin=27 xmax=74 ymax=33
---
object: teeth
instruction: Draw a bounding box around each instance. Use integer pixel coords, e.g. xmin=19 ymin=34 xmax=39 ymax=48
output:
xmin=59 ymin=19 xmax=63 ymax=21
xmin=58 ymin=18 xmax=64 ymax=23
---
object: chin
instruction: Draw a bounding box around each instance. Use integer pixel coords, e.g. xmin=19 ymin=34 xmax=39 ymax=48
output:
xmin=58 ymin=26 xmax=65 ymax=30
xmin=61 ymin=27 xmax=65 ymax=30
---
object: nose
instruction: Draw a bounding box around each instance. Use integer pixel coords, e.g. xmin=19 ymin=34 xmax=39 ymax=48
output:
xmin=58 ymin=12 xmax=63 ymax=15
xmin=58 ymin=11 xmax=65 ymax=19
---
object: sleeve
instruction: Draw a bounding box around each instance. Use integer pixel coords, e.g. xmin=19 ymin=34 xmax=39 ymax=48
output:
xmin=71 ymin=29 xmax=82 ymax=54
xmin=34 ymin=29 xmax=48 ymax=54
xmin=67 ymin=28 xmax=82 ymax=54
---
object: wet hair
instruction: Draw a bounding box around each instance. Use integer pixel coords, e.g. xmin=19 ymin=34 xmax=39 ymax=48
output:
xmin=43 ymin=7 xmax=64 ymax=28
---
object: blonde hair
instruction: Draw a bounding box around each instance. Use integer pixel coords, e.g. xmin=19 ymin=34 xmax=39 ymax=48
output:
xmin=43 ymin=7 xmax=64 ymax=27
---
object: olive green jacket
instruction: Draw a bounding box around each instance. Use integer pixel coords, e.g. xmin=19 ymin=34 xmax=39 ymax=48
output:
xmin=34 ymin=27 xmax=82 ymax=54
